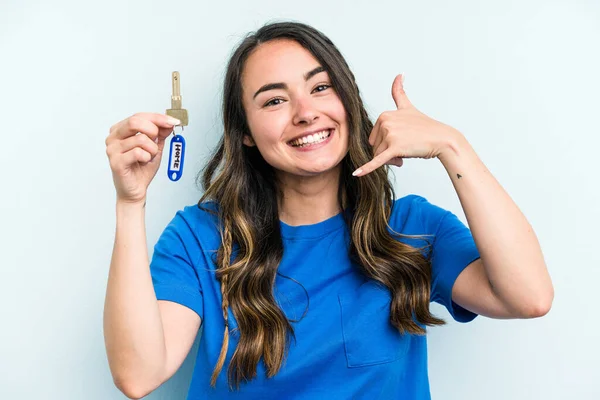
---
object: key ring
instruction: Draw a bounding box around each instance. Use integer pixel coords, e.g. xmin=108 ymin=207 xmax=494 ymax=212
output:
xmin=172 ymin=125 xmax=184 ymax=136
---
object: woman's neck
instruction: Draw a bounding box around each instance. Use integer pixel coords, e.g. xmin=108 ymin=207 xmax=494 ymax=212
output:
xmin=276 ymin=167 xmax=342 ymax=226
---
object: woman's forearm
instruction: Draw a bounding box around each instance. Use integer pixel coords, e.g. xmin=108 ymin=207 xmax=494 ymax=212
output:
xmin=103 ymin=200 xmax=166 ymax=397
xmin=438 ymin=133 xmax=554 ymax=316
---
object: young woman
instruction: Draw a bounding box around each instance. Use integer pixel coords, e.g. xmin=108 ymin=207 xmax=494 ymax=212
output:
xmin=103 ymin=21 xmax=554 ymax=399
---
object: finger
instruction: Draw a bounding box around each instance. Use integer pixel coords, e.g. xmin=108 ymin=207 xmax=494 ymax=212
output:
xmin=121 ymin=147 xmax=152 ymax=167
xmin=368 ymin=118 xmax=381 ymax=146
xmin=110 ymin=113 xmax=179 ymax=142
xmin=156 ymin=135 xmax=168 ymax=153
xmin=388 ymin=157 xmax=404 ymax=168
xmin=372 ymin=121 xmax=388 ymax=152
xmin=157 ymin=126 xmax=175 ymax=142
xmin=352 ymin=148 xmax=395 ymax=177
xmin=392 ymin=73 xmax=413 ymax=110
xmin=373 ymin=141 xmax=389 ymax=158
xmin=120 ymin=133 xmax=160 ymax=159
xmin=115 ymin=114 xmax=162 ymax=141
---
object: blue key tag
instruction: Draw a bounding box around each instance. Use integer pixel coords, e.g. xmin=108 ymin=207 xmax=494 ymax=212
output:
xmin=167 ymin=133 xmax=186 ymax=181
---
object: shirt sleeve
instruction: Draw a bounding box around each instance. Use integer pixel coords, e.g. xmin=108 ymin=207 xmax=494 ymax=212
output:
xmin=416 ymin=196 xmax=481 ymax=323
xmin=149 ymin=208 xmax=204 ymax=320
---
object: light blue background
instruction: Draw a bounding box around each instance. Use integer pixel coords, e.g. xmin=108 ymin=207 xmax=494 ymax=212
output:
xmin=1 ymin=0 xmax=598 ymax=398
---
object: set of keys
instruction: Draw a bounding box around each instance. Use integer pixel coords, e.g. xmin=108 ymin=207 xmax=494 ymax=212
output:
xmin=166 ymin=71 xmax=188 ymax=182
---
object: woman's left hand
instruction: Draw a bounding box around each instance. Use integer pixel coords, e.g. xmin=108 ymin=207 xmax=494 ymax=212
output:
xmin=352 ymin=74 xmax=462 ymax=177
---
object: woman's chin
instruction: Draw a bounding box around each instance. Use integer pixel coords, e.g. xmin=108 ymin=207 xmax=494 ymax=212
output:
xmin=298 ymin=160 xmax=342 ymax=176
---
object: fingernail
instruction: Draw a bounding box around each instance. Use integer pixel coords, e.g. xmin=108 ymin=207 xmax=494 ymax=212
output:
xmin=352 ymin=168 xmax=362 ymax=176
xmin=400 ymin=73 xmax=405 ymax=84
xmin=166 ymin=116 xmax=181 ymax=126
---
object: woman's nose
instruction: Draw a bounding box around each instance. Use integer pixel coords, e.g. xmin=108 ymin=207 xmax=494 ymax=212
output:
xmin=292 ymin=98 xmax=319 ymax=125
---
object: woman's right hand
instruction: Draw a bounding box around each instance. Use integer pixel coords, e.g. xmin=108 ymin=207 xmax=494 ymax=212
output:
xmin=105 ymin=113 xmax=181 ymax=204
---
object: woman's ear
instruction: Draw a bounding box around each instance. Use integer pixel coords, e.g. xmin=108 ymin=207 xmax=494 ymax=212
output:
xmin=243 ymin=135 xmax=256 ymax=147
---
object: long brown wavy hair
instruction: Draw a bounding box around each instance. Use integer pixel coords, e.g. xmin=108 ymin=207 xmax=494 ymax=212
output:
xmin=196 ymin=20 xmax=446 ymax=391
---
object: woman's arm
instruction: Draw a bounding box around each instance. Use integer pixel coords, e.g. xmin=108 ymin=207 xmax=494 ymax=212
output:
xmin=438 ymin=133 xmax=554 ymax=318
xmin=353 ymin=73 xmax=554 ymax=319
xmin=104 ymin=201 xmax=202 ymax=399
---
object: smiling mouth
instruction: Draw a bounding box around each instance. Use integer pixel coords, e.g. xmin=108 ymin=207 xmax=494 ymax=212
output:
xmin=287 ymin=129 xmax=333 ymax=148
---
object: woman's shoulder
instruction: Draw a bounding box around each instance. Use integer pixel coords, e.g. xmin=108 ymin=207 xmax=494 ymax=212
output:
xmin=173 ymin=200 xmax=220 ymax=225
xmin=390 ymin=194 xmax=449 ymax=235
xmin=167 ymin=200 xmax=223 ymax=249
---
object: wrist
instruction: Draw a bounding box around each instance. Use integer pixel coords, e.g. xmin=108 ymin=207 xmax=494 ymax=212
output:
xmin=116 ymin=198 xmax=146 ymax=212
xmin=437 ymin=128 xmax=469 ymax=163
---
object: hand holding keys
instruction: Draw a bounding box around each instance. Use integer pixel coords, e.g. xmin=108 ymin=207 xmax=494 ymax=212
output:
xmin=104 ymin=71 xmax=190 ymax=202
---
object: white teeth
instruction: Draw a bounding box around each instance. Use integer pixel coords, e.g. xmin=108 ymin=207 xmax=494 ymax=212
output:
xmin=290 ymin=130 xmax=331 ymax=147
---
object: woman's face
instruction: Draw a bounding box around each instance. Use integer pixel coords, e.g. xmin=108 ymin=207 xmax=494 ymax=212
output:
xmin=241 ymin=39 xmax=349 ymax=177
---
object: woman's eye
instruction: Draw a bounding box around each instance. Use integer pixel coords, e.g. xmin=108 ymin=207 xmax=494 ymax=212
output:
xmin=264 ymin=98 xmax=284 ymax=107
xmin=313 ymin=84 xmax=331 ymax=93
xmin=263 ymin=85 xmax=331 ymax=107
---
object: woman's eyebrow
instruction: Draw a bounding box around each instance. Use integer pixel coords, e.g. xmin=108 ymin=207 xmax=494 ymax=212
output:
xmin=252 ymin=66 xmax=326 ymax=100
